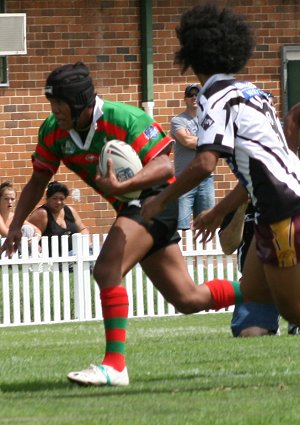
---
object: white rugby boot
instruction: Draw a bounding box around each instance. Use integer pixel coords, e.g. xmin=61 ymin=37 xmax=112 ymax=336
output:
xmin=67 ymin=364 xmax=129 ymax=386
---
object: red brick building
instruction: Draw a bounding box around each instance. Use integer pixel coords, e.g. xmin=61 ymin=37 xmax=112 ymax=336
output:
xmin=0 ymin=0 xmax=300 ymax=233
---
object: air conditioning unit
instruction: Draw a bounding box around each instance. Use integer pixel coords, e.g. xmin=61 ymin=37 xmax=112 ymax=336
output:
xmin=0 ymin=13 xmax=27 ymax=55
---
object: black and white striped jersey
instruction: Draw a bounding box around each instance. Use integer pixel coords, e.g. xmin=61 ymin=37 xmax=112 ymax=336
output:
xmin=196 ymin=73 xmax=300 ymax=224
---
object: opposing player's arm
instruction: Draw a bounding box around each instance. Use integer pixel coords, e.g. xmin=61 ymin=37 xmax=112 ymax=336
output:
xmin=218 ymin=202 xmax=248 ymax=254
xmin=141 ymin=150 xmax=219 ymax=222
xmin=193 ymin=183 xmax=249 ymax=242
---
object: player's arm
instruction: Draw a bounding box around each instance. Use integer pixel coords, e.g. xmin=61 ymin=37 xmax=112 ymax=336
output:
xmin=193 ymin=183 xmax=249 ymax=242
xmin=218 ymin=202 xmax=248 ymax=254
xmin=95 ymin=146 xmax=174 ymax=198
xmin=141 ymin=149 xmax=218 ymax=221
xmin=0 ymin=171 xmax=52 ymax=256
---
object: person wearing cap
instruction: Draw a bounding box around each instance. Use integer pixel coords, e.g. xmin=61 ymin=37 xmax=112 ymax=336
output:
xmin=0 ymin=61 xmax=248 ymax=387
xmin=171 ymin=84 xmax=215 ymax=230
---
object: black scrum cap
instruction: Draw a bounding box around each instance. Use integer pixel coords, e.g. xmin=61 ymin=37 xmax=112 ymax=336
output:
xmin=45 ymin=62 xmax=95 ymax=121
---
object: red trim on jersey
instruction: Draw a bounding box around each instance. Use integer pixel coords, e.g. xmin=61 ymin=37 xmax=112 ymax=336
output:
xmin=167 ymin=176 xmax=176 ymax=184
xmin=143 ymin=135 xmax=173 ymax=163
xmin=32 ymin=153 xmax=58 ymax=175
xmin=106 ymin=195 xmax=117 ymax=203
xmin=131 ymin=122 xmax=166 ymax=159
xmin=43 ymin=128 xmax=68 ymax=147
xmin=131 ymin=132 xmax=151 ymax=156
xmin=35 ymin=144 xmax=59 ymax=163
xmin=32 ymin=159 xmax=55 ymax=175
xmin=62 ymin=153 xmax=99 ymax=166
xmin=97 ymin=120 xmax=127 ymax=140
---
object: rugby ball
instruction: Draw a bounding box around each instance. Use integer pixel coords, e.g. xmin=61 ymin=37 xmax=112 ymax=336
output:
xmin=99 ymin=140 xmax=143 ymax=201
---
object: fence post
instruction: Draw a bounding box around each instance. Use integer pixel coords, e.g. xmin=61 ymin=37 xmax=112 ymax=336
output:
xmin=19 ymin=239 xmax=31 ymax=324
xmin=61 ymin=235 xmax=71 ymax=322
xmin=82 ymin=234 xmax=92 ymax=320
xmin=1 ymin=264 xmax=11 ymax=325
xmin=50 ymin=236 xmax=62 ymax=322
xmin=29 ymin=237 xmax=42 ymax=324
xmin=92 ymin=233 xmax=102 ymax=319
xmin=72 ymin=234 xmax=85 ymax=320
xmin=135 ymin=263 xmax=144 ymax=317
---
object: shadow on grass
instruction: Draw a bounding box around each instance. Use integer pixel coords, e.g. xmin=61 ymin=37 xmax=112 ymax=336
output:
xmin=0 ymin=380 xmax=70 ymax=393
xmin=0 ymin=371 xmax=284 ymax=398
xmin=0 ymin=371 xmax=210 ymax=395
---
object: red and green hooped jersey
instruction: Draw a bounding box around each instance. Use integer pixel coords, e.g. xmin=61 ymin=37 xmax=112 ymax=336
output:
xmin=33 ymin=97 xmax=174 ymax=211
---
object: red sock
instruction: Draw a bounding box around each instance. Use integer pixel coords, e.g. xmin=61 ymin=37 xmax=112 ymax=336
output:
xmin=100 ymin=286 xmax=128 ymax=372
xmin=205 ymin=279 xmax=245 ymax=311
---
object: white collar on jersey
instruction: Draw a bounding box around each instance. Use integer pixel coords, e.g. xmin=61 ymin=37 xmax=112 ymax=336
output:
xmin=200 ymin=73 xmax=235 ymax=94
xmin=68 ymin=96 xmax=103 ymax=151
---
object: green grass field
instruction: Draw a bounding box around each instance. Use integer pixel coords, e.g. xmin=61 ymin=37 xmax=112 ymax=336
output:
xmin=1 ymin=313 xmax=299 ymax=425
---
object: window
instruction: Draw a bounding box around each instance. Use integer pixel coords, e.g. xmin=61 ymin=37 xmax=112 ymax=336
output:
xmin=0 ymin=57 xmax=7 ymax=85
xmin=0 ymin=0 xmax=7 ymax=86
xmin=281 ymin=45 xmax=300 ymax=115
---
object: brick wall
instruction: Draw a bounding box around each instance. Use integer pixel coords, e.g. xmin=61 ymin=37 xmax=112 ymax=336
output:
xmin=0 ymin=0 xmax=299 ymax=234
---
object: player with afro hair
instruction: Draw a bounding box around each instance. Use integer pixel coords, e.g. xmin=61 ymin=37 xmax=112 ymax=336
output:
xmin=142 ymin=4 xmax=300 ymax=328
xmin=174 ymin=4 xmax=254 ymax=76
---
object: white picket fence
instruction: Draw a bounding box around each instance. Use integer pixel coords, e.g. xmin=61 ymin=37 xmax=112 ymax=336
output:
xmin=0 ymin=231 xmax=239 ymax=327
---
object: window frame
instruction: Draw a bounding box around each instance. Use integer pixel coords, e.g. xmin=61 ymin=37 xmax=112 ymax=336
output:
xmin=0 ymin=0 xmax=8 ymax=87
xmin=281 ymin=45 xmax=300 ymax=115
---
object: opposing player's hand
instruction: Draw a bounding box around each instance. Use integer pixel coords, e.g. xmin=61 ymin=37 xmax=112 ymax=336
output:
xmin=0 ymin=228 xmax=22 ymax=258
xmin=141 ymin=195 xmax=164 ymax=222
xmin=193 ymin=207 xmax=224 ymax=242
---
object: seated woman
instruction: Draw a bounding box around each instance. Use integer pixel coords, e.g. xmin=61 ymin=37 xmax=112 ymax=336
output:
xmin=28 ymin=181 xmax=90 ymax=256
xmin=0 ymin=181 xmax=40 ymax=241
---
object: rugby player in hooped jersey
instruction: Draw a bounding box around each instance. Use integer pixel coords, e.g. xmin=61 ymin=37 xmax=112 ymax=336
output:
xmin=142 ymin=4 xmax=300 ymax=327
xmin=0 ymin=62 xmax=248 ymax=387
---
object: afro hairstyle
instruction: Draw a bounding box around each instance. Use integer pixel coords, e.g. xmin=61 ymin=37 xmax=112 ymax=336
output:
xmin=175 ymin=3 xmax=254 ymax=76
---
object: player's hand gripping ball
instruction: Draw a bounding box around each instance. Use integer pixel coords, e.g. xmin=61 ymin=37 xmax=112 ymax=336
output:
xmin=99 ymin=140 xmax=143 ymax=201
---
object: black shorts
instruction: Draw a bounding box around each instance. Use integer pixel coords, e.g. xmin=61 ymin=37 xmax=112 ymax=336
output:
xmin=118 ymin=198 xmax=181 ymax=258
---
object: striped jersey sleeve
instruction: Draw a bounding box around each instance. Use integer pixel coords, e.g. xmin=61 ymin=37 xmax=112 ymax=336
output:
xmin=196 ymin=74 xmax=300 ymax=224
